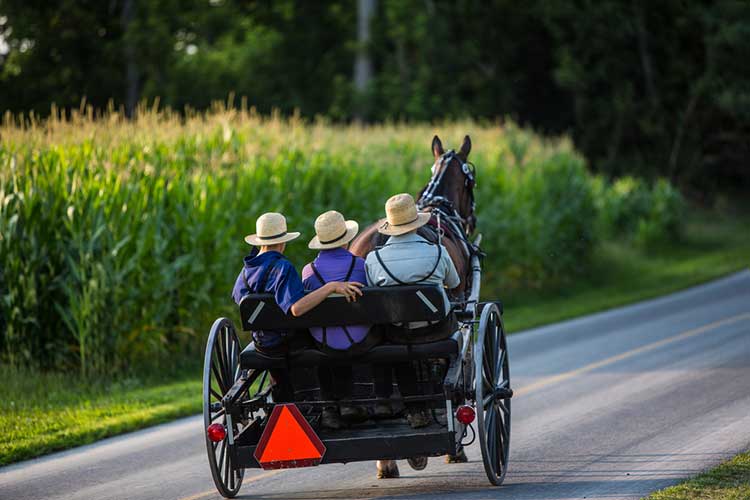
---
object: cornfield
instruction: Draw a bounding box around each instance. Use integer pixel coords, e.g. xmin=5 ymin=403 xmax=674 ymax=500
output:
xmin=0 ymin=106 xmax=683 ymax=375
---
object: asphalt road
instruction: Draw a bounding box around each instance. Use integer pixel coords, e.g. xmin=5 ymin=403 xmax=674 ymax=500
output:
xmin=2 ymin=270 xmax=750 ymax=500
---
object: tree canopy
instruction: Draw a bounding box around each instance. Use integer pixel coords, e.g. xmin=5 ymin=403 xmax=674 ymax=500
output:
xmin=1 ymin=0 xmax=748 ymax=192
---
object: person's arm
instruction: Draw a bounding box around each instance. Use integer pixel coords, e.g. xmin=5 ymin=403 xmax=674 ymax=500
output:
xmin=290 ymin=281 xmax=364 ymax=316
xmin=231 ymin=268 xmax=247 ymax=305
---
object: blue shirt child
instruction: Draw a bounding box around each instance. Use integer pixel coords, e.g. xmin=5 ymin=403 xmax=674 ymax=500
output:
xmin=232 ymin=248 xmax=305 ymax=349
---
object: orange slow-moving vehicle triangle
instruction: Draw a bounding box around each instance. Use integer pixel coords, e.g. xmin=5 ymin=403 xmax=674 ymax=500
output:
xmin=254 ymin=404 xmax=326 ymax=469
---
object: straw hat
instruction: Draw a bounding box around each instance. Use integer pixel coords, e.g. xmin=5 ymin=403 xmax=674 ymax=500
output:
xmin=308 ymin=210 xmax=359 ymax=250
xmin=244 ymin=212 xmax=301 ymax=246
xmin=377 ymin=193 xmax=431 ymax=236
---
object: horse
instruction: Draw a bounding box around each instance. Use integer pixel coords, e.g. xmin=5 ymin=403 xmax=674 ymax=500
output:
xmin=349 ymin=134 xmax=479 ymax=479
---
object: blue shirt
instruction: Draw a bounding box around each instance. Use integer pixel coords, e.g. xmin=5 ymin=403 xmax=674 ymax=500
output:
xmin=232 ymin=249 xmax=305 ymax=347
xmin=302 ymin=247 xmax=370 ymax=350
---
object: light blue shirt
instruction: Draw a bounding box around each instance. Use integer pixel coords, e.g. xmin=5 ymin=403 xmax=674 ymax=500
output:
xmin=365 ymin=232 xmax=460 ymax=317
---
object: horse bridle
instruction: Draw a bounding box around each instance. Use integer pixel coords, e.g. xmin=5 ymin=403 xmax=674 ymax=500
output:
xmin=417 ymin=150 xmax=477 ymax=234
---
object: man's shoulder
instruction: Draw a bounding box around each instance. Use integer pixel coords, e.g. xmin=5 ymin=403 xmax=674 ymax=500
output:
xmin=271 ymin=257 xmax=300 ymax=278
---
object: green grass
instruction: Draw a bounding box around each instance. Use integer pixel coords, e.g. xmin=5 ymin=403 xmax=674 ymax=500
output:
xmin=644 ymin=451 xmax=750 ymax=500
xmin=1 ymin=205 xmax=747 ymax=466
xmin=499 ymin=206 xmax=750 ymax=333
xmin=0 ymin=366 xmax=202 ymax=465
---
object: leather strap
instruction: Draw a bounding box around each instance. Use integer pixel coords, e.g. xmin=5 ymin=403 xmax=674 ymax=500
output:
xmin=374 ymin=242 xmax=442 ymax=286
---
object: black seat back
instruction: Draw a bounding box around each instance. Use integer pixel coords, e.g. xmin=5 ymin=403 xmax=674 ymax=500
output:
xmin=239 ymin=285 xmax=447 ymax=331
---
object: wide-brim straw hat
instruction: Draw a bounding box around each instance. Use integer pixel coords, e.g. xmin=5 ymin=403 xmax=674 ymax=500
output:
xmin=245 ymin=212 xmax=301 ymax=246
xmin=378 ymin=193 xmax=431 ymax=236
xmin=308 ymin=210 xmax=359 ymax=250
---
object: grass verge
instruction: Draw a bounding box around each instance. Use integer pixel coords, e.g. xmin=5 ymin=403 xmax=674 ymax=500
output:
xmin=644 ymin=451 xmax=750 ymax=500
xmin=499 ymin=206 xmax=750 ymax=333
xmin=1 ymin=206 xmax=748 ymax=466
xmin=0 ymin=368 xmax=201 ymax=465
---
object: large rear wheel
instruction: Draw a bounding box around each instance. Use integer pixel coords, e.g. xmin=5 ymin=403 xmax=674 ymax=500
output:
xmin=203 ymin=318 xmax=244 ymax=498
xmin=475 ymin=303 xmax=511 ymax=486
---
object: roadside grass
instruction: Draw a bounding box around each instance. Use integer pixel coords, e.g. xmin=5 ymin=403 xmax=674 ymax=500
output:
xmin=0 ymin=367 xmax=202 ymax=465
xmin=1 ymin=206 xmax=748 ymax=466
xmin=644 ymin=451 xmax=750 ymax=500
xmin=497 ymin=207 xmax=750 ymax=333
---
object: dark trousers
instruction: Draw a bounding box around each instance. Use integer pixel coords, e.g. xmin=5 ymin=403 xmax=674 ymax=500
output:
xmin=374 ymin=362 xmax=420 ymax=405
xmin=318 ymin=365 xmax=354 ymax=401
xmin=255 ymin=333 xmax=312 ymax=403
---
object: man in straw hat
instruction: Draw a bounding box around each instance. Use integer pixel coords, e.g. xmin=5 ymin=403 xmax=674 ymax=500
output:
xmin=232 ymin=212 xmax=364 ymax=402
xmin=365 ymin=193 xmax=460 ymax=429
xmin=302 ymin=210 xmax=380 ymax=429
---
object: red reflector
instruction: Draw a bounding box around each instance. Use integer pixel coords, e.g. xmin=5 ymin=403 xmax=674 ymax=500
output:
xmin=206 ymin=423 xmax=227 ymax=442
xmin=456 ymin=405 xmax=476 ymax=425
xmin=254 ymin=404 xmax=326 ymax=470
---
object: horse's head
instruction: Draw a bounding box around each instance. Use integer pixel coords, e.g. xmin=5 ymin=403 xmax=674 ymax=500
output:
xmin=417 ymin=135 xmax=477 ymax=234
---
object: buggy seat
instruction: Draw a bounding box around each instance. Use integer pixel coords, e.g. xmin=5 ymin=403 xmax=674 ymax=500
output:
xmin=238 ymin=285 xmax=460 ymax=369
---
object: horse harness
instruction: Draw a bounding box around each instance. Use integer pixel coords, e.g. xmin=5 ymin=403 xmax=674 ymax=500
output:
xmin=417 ymin=150 xmax=479 ymax=260
xmin=372 ymin=240 xmax=442 ymax=286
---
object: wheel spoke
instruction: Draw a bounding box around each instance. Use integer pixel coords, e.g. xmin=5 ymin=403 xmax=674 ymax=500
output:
xmin=217 ymin=330 xmax=231 ymax=384
xmin=223 ymin=442 xmax=230 ymax=487
xmin=215 ymin=334 xmax=228 ymax=380
xmin=228 ymin=454 xmax=235 ymax=490
xmin=486 ymin=409 xmax=497 ymax=474
xmin=256 ymin=370 xmax=268 ymax=396
xmin=495 ymin=349 xmax=506 ymax=381
xmin=494 ymin=411 xmax=504 ymax=471
xmin=211 ymin=408 xmax=226 ymax=421
xmin=483 ymin=393 xmax=493 ymax=408
xmin=497 ymin=399 xmax=509 ymax=415
xmin=216 ymin=439 xmax=226 ymax=480
xmin=212 ymin=360 xmax=227 ymax=394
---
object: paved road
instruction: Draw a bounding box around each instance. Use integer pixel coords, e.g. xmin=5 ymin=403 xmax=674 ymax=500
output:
xmin=2 ymin=270 xmax=750 ymax=500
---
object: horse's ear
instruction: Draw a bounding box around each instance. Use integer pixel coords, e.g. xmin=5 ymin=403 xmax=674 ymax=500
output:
xmin=459 ymin=135 xmax=472 ymax=160
xmin=432 ymin=135 xmax=444 ymax=159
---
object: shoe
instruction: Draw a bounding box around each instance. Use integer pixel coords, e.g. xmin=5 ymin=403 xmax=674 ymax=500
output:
xmin=373 ymin=400 xmax=393 ymax=419
xmin=407 ymin=456 xmax=428 ymax=470
xmin=446 ymin=447 xmax=468 ymax=463
xmin=340 ymin=404 xmax=368 ymax=422
xmin=406 ymin=408 xmax=431 ymax=429
xmin=376 ymin=460 xmax=400 ymax=479
xmin=320 ymin=407 xmax=343 ymax=430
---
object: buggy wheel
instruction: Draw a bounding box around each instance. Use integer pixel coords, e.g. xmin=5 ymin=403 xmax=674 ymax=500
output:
xmin=203 ymin=318 xmax=244 ymax=498
xmin=474 ymin=303 xmax=511 ymax=486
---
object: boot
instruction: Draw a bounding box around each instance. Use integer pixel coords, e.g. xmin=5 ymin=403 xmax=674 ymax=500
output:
xmin=376 ymin=460 xmax=400 ymax=479
xmin=446 ymin=447 xmax=468 ymax=463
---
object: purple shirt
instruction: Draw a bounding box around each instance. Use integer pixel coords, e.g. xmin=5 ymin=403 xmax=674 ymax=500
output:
xmin=302 ymin=247 xmax=371 ymax=350
xmin=232 ymin=249 xmax=305 ymax=348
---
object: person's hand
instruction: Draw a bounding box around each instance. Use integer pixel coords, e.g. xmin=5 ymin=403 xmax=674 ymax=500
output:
xmin=329 ymin=281 xmax=364 ymax=302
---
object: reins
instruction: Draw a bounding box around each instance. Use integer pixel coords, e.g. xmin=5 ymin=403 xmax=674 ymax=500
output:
xmin=417 ymin=150 xmax=479 ymax=258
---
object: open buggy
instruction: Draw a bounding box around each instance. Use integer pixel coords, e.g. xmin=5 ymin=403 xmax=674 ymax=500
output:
xmin=202 ymin=234 xmax=512 ymax=498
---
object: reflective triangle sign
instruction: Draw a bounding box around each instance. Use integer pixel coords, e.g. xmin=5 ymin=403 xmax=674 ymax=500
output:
xmin=253 ymin=403 xmax=326 ymax=469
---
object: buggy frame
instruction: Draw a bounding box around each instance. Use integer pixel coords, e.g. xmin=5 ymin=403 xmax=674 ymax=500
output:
xmin=202 ymin=237 xmax=512 ymax=498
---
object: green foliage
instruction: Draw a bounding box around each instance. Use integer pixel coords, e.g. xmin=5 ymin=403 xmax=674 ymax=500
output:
xmin=1 ymin=1 xmax=748 ymax=191
xmin=646 ymin=450 xmax=750 ymax=500
xmin=0 ymin=111 xmax=683 ymax=375
xmin=596 ymin=176 xmax=685 ymax=248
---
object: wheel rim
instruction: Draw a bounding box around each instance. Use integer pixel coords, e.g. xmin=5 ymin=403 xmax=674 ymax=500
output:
xmin=475 ymin=303 xmax=511 ymax=486
xmin=203 ymin=318 xmax=244 ymax=498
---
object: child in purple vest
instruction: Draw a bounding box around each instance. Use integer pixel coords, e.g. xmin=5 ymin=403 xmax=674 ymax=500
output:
xmin=232 ymin=212 xmax=363 ymax=403
xmin=302 ymin=211 xmax=379 ymax=429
